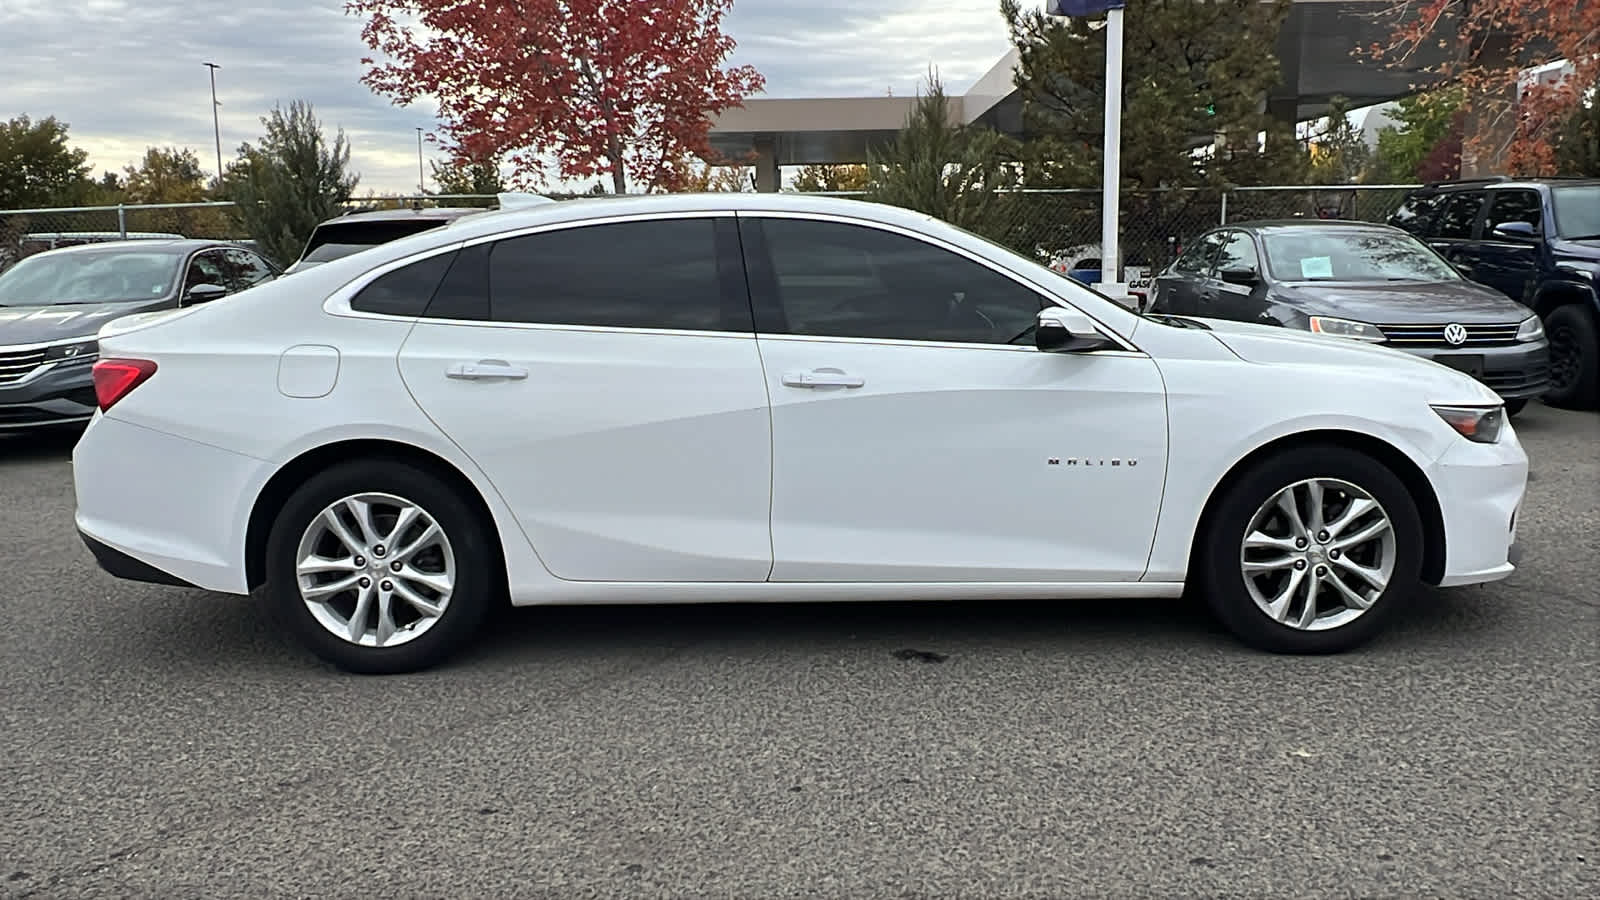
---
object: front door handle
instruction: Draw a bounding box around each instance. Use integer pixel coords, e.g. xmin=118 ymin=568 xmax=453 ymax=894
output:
xmin=782 ymin=368 xmax=865 ymax=389
xmin=446 ymin=360 xmax=529 ymax=381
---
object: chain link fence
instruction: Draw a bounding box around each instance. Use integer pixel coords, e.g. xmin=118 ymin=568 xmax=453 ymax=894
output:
xmin=1 ymin=185 xmax=1421 ymax=276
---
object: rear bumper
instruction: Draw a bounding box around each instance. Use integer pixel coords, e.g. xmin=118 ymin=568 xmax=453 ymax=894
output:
xmin=79 ymin=529 xmax=200 ymax=588
xmin=0 ymin=359 xmax=97 ymax=430
xmin=1398 ymin=339 xmax=1550 ymax=401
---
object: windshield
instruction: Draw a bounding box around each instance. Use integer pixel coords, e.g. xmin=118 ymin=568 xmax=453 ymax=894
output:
xmin=1551 ymin=185 xmax=1600 ymax=239
xmin=299 ymin=219 xmax=453 ymax=263
xmin=0 ymin=249 xmax=183 ymax=306
xmin=1260 ymin=229 xmax=1459 ymax=282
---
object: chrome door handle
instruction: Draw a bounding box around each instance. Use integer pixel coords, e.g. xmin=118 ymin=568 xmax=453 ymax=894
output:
xmin=782 ymin=369 xmax=865 ymax=389
xmin=446 ymin=360 xmax=529 ymax=380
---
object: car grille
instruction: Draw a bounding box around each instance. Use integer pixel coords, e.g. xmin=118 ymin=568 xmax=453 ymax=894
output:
xmin=0 ymin=348 xmax=48 ymax=385
xmin=1377 ymin=323 xmax=1522 ymax=347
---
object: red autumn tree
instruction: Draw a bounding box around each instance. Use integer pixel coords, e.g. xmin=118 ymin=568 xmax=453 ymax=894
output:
xmin=1368 ymin=1 xmax=1599 ymax=175
xmin=346 ymin=0 xmax=765 ymax=193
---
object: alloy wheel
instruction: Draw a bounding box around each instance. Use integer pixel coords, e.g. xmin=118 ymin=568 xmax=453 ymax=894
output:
xmin=294 ymin=492 xmax=457 ymax=647
xmin=1239 ymin=478 xmax=1396 ymax=632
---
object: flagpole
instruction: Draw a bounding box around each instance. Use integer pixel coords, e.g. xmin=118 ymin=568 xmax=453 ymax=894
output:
xmin=1095 ymin=5 xmax=1125 ymax=305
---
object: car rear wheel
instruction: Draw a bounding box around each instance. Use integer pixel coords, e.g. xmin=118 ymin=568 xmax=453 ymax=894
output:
xmin=263 ymin=459 xmax=495 ymax=673
xmin=1198 ymin=446 xmax=1424 ymax=654
xmin=1543 ymin=303 xmax=1599 ymax=410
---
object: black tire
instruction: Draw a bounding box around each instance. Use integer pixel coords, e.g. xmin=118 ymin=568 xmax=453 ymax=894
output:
xmin=1197 ymin=445 xmax=1424 ymax=654
xmin=1504 ymin=398 xmax=1528 ymax=416
xmin=1542 ymin=303 xmax=1599 ymax=410
xmin=262 ymin=458 xmax=496 ymax=674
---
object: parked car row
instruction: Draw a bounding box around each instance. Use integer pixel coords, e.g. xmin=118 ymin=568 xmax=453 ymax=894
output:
xmin=1146 ymin=177 xmax=1599 ymax=414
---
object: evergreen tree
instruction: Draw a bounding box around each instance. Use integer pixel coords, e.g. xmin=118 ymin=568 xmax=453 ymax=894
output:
xmin=1555 ymin=86 xmax=1600 ymax=177
xmin=222 ymin=101 xmax=359 ymax=267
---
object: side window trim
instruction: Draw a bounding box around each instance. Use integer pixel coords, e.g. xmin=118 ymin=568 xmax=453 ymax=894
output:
xmin=733 ymin=210 xmax=1140 ymax=353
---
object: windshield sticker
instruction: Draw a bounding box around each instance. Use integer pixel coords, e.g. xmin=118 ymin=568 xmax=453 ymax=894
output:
xmin=1300 ymin=256 xmax=1334 ymax=279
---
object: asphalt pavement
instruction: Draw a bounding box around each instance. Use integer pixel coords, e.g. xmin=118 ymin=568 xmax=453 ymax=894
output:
xmin=2 ymin=407 xmax=1596 ymax=899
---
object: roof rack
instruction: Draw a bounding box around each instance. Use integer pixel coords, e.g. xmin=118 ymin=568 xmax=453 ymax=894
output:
xmin=1423 ymin=176 xmax=1511 ymax=188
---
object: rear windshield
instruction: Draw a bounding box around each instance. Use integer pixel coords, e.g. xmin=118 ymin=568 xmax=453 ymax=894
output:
xmin=299 ymin=219 xmax=454 ymax=263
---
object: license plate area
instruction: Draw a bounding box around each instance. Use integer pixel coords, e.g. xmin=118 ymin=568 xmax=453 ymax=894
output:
xmin=1432 ymin=354 xmax=1485 ymax=378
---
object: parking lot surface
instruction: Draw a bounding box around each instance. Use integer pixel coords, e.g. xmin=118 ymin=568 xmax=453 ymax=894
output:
xmin=2 ymin=407 xmax=1596 ymax=899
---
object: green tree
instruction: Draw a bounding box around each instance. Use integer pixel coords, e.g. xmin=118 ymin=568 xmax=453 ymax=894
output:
xmin=123 ymin=147 xmax=209 ymax=204
xmin=865 ymin=73 xmax=1021 ymax=243
xmin=222 ymin=101 xmax=359 ymax=266
xmin=430 ymin=154 xmax=506 ymax=205
xmin=1372 ymin=89 xmax=1465 ymax=183
xmin=1308 ymin=97 xmax=1372 ymax=184
xmin=1001 ymin=0 xmax=1304 ymax=190
xmin=1555 ymin=87 xmax=1600 ymax=177
xmin=791 ymin=164 xmax=870 ymax=192
xmin=0 ymin=115 xmax=94 ymax=209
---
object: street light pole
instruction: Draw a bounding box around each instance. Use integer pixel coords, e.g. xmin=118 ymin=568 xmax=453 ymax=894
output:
xmin=204 ymin=62 xmax=223 ymax=184
xmin=416 ymin=127 xmax=426 ymax=195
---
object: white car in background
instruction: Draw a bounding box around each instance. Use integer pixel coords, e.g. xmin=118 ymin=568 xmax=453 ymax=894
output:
xmin=72 ymin=193 xmax=1526 ymax=673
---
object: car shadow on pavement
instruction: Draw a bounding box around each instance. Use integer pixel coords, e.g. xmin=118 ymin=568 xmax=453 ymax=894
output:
xmin=0 ymin=425 xmax=83 ymax=461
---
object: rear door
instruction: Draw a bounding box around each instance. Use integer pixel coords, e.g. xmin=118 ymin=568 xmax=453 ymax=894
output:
xmin=1476 ymin=188 xmax=1544 ymax=302
xmin=395 ymin=213 xmax=775 ymax=583
xmin=1427 ymin=190 xmax=1489 ymax=280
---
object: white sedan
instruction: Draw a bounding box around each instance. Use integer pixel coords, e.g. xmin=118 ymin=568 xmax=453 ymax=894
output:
xmin=72 ymin=194 xmax=1527 ymax=673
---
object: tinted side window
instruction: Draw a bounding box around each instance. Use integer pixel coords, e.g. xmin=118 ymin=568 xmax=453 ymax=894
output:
xmin=1175 ymin=232 xmax=1226 ymax=276
xmin=183 ymin=251 xmax=226 ymax=291
xmin=754 ymin=218 xmax=1048 ymax=344
xmin=423 ymin=243 xmax=490 ymax=321
xmin=1389 ymin=193 xmax=1444 ymax=236
xmin=1434 ymin=191 xmax=1486 ymax=239
xmin=218 ymin=248 xmax=278 ymax=290
xmin=1214 ymin=231 xmax=1260 ymax=274
xmin=350 ymin=251 xmax=456 ymax=318
xmin=489 ymin=219 xmax=731 ymax=331
xmin=1487 ymin=190 xmax=1543 ymax=231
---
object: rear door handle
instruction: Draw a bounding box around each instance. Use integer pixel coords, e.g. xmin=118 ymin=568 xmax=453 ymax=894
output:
xmin=782 ymin=369 xmax=865 ymax=389
xmin=446 ymin=360 xmax=529 ymax=381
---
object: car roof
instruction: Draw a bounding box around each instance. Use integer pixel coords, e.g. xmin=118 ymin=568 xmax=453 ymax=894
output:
xmin=22 ymin=238 xmax=236 ymax=258
xmin=1221 ymin=219 xmax=1404 ymax=233
xmin=312 ymin=207 xmax=489 ymax=227
xmin=1422 ymin=176 xmax=1600 ymax=192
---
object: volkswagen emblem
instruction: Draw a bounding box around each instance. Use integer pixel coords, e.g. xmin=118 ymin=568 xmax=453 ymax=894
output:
xmin=1443 ymin=323 xmax=1469 ymax=346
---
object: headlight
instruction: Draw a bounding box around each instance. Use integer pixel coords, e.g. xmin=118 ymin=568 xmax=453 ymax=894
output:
xmin=1307 ymin=316 xmax=1386 ymax=342
xmin=1432 ymin=404 xmax=1505 ymax=443
xmin=1516 ymin=315 xmax=1545 ymax=341
xmin=44 ymin=339 xmax=98 ymax=363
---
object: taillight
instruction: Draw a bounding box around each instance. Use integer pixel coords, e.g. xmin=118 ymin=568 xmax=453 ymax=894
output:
xmin=91 ymin=358 xmax=158 ymax=411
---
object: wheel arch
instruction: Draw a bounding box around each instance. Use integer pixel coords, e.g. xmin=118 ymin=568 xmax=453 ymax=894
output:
xmin=1532 ymin=278 xmax=1599 ymax=319
xmin=1187 ymin=429 xmax=1448 ymax=587
xmin=244 ymin=438 xmax=507 ymax=592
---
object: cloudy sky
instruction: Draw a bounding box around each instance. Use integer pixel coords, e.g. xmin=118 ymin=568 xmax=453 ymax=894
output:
xmin=0 ymin=1 xmax=1018 ymax=195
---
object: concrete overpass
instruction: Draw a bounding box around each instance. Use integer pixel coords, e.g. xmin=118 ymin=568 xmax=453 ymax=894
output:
xmin=708 ymin=1 xmax=1447 ymax=190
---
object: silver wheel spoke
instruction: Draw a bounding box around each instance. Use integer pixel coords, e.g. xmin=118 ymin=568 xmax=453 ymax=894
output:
xmin=1324 ymin=571 xmax=1375 ymax=610
xmin=375 ymin=590 xmax=398 ymax=647
xmin=297 ymin=555 xmax=358 ymax=577
xmin=1326 ymin=497 xmax=1377 ymax=538
xmin=393 ymin=523 xmax=441 ymax=564
xmin=1245 ymin=530 xmax=1299 ymax=554
xmin=347 ymin=582 xmax=375 ymax=642
xmin=303 ymin=574 xmax=360 ymax=600
xmin=385 ymin=505 xmax=421 ymax=546
xmin=399 ymin=567 xmax=452 ymax=596
xmin=345 ymin=498 xmax=385 ymax=547
xmin=1304 ymin=481 xmax=1326 ymax=535
xmin=1243 ymin=556 xmax=1297 ymax=573
xmin=1333 ymin=555 xmax=1388 ymax=591
xmin=1276 ymin=491 xmax=1309 ymax=538
xmin=1334 ymin=518 xmax=1391 ymax=551
xmin=393 ymin=580 xmax=444 ymax=618
xmin=320 ymin=509 xmax=364 ymax=557
xmin=1266 ymin=567 xmax=1306 ymax=623
xmin=1296 ymin=576 xmax=1321 ymax=629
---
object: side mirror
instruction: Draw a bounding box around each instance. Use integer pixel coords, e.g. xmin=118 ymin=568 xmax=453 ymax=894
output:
xmin=1036 ymin=307 xmax=1116 ymax=353
xmin=185 ymin=283 xmax=227 ymax=303
xmin=1491 ymin=221 xmax=1538 ymax=240
xmin=1218 ymin=266 xmax=1259 ymax=286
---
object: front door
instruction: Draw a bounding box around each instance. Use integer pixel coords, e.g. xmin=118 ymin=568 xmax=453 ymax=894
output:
xmin=1477 ymin=188 xmax=1544 ymax=302
xmin=1207 ymin=229 xmax=1273 ymax=323
xmin=396 ymin=214 xmax=774 ymax=583
xmin=739 ymin=214 xmax=1169 ymax=584
xmin=1158 ymin=230 xmax=1226 ymax=317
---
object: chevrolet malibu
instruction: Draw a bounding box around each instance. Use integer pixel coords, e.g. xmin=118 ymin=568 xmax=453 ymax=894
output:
xmin=71 ymin=194 xmax=1527 ymax=673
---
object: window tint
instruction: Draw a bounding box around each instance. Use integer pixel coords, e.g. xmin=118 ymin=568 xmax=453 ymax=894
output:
xmin=218 ymin=248 xmax=277 ymax=290
xmin=1388 ymin=193 xmax=1445 ymax=236
xmin=1487 ymin=190 xmax=1542 ymax=231
xmin=423 ymin=243 xmax=490 ymax=321
xmin=489 ymin=219 xmax=731 ymax=330
xmin=350 ymin=251 xmax=456 ymax=318
xmin=754 ymin=218 xmax=1048 ymax=344
xmin=1174 ymin=232 xmax=1226 ymax=276
xmin=1214 ymin=231 xmax=1260 ymax=275
xmin=1434 ymin=191 xmax=1486 ymax=239
xmin=183 ymin=251 xmax=226 ymax=292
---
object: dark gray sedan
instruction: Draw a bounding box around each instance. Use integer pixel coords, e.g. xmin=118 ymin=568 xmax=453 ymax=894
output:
xmin=1149 ymin=220 xmax=1551 ymax=413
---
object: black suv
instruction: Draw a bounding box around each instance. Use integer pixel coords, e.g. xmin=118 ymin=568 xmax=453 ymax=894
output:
xmin=1389 ymin=177 xmax=1600 ymax=409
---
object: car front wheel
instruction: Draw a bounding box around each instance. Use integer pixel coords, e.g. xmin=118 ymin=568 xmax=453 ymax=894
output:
xmin=262 ymin=459 xmax=496 ymax=673
xmin=1543 ymin=303 xmax=1599 ymax=410
xmin=1198 ymin=446 xmax=1424 ymax=654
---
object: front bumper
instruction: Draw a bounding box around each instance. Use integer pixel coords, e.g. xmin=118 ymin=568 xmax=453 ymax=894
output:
xmin=0 ymin=358 xmax=97 ymax=430
xmin=1398 ymin=339 xmax=1551 ymax=401
xmin=1429 ymin=422 xmax=1529 ymax=588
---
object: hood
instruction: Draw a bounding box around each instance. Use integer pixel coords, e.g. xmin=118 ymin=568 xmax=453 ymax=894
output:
xmin=1196 ymin=317 xmax=1502 ymax=406
xmin=1275 ymin=279 xmax=1530 ymax=324
xmin=0 ymin=299 xmax=173 ymax=347
xmin=1552 ymin=238 xmax=1600 ymax=272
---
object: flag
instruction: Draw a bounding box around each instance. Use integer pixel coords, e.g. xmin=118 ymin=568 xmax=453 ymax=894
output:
xmin=1045 ymin=0 xmax=1127 ymax=16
